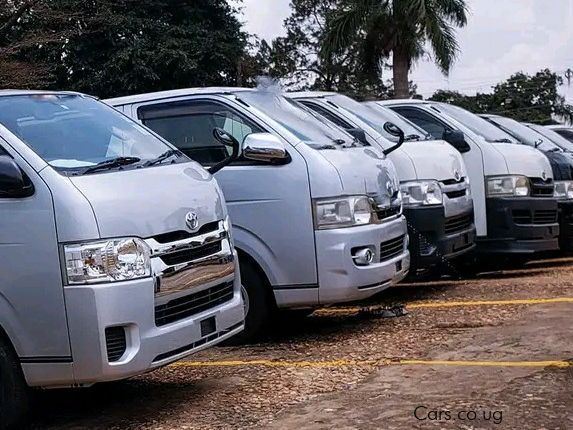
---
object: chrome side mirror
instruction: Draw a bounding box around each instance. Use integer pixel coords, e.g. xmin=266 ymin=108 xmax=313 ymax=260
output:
xmin=243 ymin=133 xmax=290 ymax=164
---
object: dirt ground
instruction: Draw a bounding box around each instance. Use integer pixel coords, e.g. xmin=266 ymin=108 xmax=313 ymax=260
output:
xmin=29 ymin=256 xmax=573 ymax=429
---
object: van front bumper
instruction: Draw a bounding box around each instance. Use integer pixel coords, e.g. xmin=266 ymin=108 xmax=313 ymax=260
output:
xmin=404 ymin=206 xmax=476 ymax=271
xmin=558 ymin=200 xmax=573 ymax=251
xmin=477 ymin=197 xmax=560 ymax=254
xmin=25 ymin=256 xmax=244 ymax=388
xmin=314 ymin=216 xmax=410 ymax=305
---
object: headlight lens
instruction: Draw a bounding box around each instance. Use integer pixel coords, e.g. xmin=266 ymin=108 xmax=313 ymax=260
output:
xmin=486 ymin=175 xmax=530 ymax=197
xmin=400 ymin=180 xmax=443 ymax=206
xmin=554 ymin=180 xmax=573 ymax=199
xmin=314 ymin=196 xmax=374 ymax=229
xmin=64 ymin=238 xmax=151 ymax=285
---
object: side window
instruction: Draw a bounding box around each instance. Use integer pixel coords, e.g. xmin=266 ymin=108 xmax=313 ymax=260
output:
xmin=392 ymin=107 xmax=450 ymax=140
xmin=138 ymin=100 xmax=263 ymax=166
xmin=300 ymin=101 xmax=353 ymax=129
xmin=0 ymin=145 xmax=6 ymax=156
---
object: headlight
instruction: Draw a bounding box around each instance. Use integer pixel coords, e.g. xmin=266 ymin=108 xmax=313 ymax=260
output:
xmin=400 ymin=181 xmax=443 ymax=207
xmin=554 ymin=180 xmax=573 ymax=199
xmin=486 ymin=175 xmax=530 ymax=197
xmin=64 ymin=238 xmax=151 ymax=285
xmin=314 ymin=196 xmax=374 ymax=229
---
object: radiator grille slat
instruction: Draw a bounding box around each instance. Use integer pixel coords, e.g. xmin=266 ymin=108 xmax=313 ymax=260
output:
xmin=380 ymin=235 xmax=405 ymax=262
xmin=445 ymin=214 xmax=473 ymax=235
xmin=155 ymin=281 xmax=235 ymax=327
xmin=105 ymin=327 xmax=127 ymax=363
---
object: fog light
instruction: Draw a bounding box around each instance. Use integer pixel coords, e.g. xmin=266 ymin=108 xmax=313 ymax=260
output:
xmin=352 ymin=247 xmax=374 ymax=266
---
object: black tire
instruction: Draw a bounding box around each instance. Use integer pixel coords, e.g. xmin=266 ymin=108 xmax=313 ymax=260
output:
xmin=225 ymin=261 xmax=273 ymax=344
xmin=0 ymin=338 xmax=29 ymax=430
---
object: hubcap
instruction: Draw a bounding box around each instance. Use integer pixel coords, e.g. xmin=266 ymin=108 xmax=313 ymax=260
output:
xmin=240 ymin=284 xmax=250 ymax=316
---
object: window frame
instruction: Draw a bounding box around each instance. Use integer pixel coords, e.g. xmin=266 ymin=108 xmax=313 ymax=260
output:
xmin=137 ymin=97 xmax=281 ymax=167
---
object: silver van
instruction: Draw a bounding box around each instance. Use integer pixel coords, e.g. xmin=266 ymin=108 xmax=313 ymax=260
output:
xmin=107 ymin=87 xmax=410 ymax=341
xmin=0 ymin=91 xmax=244 ymax=426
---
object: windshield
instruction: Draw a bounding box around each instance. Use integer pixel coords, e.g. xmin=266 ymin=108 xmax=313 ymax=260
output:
xmin=364 ymin=101 xmax=431 ymax=141
xmin=435 ymin=103 xmax=518 ymax=143
xmin=0 ymin=94 xmax=182 ymax=175
xmin=526 ymin=124 xmax=573 ymax=152
xmin=234 ymin=91 xmax=356 ymax=148
xmin=487 ymin=116 xmax=562 ymax=152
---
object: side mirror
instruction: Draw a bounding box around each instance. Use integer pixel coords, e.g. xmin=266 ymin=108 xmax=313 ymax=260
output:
xmin=382 ymin=122 xmax=405 ymax=156
xmin=243 ymin=133 xmax=290 ymax=164
xmin=534 ymin=138 xmax=543 ymax=149
xmin=346 ymin=128 xmax=369 ymax=145
xmin=209 ymin=128 xmax=241 ymax=174
xmin=0 ymin=155 xmax=34 ymax=198
xmin=443 ymin=130 xmax=471 ymax=153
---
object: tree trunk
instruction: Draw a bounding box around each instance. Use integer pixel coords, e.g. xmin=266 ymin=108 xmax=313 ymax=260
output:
xmin=393 ymin=49 xmax=410 ymax=99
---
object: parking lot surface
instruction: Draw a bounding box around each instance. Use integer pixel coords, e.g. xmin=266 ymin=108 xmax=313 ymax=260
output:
xmin=31 ymin=257 xmax=573 ymax=429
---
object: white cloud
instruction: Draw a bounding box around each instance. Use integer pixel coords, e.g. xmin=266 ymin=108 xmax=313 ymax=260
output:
xmin=240 ymin=0 xmax=573 ymax=98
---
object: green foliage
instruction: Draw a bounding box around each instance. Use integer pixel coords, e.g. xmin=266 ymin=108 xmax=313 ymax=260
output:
xmin=429 ymin=69 xmax=573 ymax=125
xmin=321 ymin=0 xmax=468 ymax=98
xmin=255 ymin=0 xmax=416 ymax=100
xmin=0 ymin=0 xmax=249 ymax=97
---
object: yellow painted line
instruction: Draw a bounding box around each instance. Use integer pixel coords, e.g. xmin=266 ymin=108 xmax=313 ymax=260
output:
xmin=315 ymin=297 xmax=573 ymax=314
xmin=170 ymin=358 xmax=572 ymax=369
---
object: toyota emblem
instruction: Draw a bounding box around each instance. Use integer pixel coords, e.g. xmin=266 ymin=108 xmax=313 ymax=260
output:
xmin=541 ymin=171 xmax=547 ymax=181
xmin=185 ymin=212 xmax=199 ymax=231
xmin=454 ymin=169 xmax=461 ymax=182
xmin=386 ymin=180 xmax=397 ymax=197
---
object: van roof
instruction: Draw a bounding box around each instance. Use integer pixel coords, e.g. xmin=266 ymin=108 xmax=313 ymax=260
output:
xmin=0 ymin=90 xmax=86 ymax=98
xmin=105 ymin=87 xmax=256 ymax=106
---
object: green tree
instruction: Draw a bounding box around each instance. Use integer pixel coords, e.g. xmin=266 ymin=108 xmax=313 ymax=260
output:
xmin=430 ymin=69 xmax=573 ymax=124
xmin=322 ymin=0 xmax=468 ymax=99
xmin=256 ymin=0 xmax=416 ymax=99
xmin=1 ymin=0 xmax=250 ymax=98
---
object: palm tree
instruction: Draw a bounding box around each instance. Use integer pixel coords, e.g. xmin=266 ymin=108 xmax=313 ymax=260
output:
xmin=322 ymin=0 xmax=468 ymax=98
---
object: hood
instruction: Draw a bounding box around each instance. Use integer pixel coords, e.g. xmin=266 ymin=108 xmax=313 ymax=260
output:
xmin=311 ymin=145 xmax=400 ymax=207
xmin=389 ymin=139 xmax=466 ymax=182
xmin=68 ymin=162 xmax=226 ymax=239
xmin=489 ymin=143 xmax=553 ymax=179
xmin=544 ymin=151 xmax=573 ymax=180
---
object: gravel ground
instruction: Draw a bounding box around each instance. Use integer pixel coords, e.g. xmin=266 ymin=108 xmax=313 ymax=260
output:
xmin=29 ymin=256 xmax=573 ymax=429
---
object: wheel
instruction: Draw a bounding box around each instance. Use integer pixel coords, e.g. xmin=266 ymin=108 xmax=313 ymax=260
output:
xmin=224 ymin=261 xmax=273 ymax=344
xmin=0 ymin=338 xmax=29 ymax=430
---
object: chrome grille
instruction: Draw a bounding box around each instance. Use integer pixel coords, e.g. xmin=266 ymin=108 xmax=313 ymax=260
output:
xmin=376 ymin=205 xmax=401 ymax=221
xmin=530 ymin=178 xmax=554 ymax=197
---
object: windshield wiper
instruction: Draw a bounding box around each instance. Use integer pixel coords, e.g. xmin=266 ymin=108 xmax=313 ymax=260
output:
xmin=491 ymin=138 xmax=513 ymax=143
xmin=143 ymin=149 xmax=182 ymax=167
xmin=82 ymin=157 xmax=141 ymax=175
xmin=404 ymin=134 xmax=421 ymax=142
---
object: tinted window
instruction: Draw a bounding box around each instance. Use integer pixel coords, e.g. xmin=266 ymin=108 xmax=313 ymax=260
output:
xmin=140 ymin=101 xmax=263 ymax=165
xmin=0 ymin=95 xmax=178 ymax=175
xmin=554 ymin=128 xmax=573 ymax=143
xmin=485 ymin=117 xmax=561 ymax=151
xmin=391 ymin=107 xmax=450 ymax=139
xmin=299 ymin=101 xmax=353 ymax=129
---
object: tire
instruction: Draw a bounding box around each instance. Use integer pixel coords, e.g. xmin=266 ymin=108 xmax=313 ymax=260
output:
xmin=224 ymin=261 xmax=273 ymax=344
xmin=0 ymin=338 xmax=29 ymax=430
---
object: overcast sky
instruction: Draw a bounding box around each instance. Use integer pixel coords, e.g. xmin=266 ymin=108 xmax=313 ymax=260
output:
xmin=240 ymin=0 xmax=573 ymax=101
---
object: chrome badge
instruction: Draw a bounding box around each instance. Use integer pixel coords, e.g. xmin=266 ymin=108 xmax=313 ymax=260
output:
xmin=541 ymin=171 xmax=547 ymax=181
xmin=185 ymin=211 xmax=199 ymax=231
xmin=454 ymin=169 xmax=461 ymax=182
xmin=386 ymin=180 xmax=397 ymax=197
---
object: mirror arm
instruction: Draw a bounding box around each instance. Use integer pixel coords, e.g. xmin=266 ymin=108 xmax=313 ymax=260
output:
xmin=383 ymin=132 xmax=405 ymax=156
xmin=208 ymin=140 xmax=240 ymax=175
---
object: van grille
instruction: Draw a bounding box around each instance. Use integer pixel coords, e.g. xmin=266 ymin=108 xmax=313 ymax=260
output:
xmin=376 ymin=206 xmax=401 ymax=221
xmin=159 ymin=241 xmax=222 ymax=266
xmin=105 ymin=327 xmax=127 ymax=362
xmin=155 ymin=281 xmax=235 ymax=327
xmin=445 ymin=214 xmax=473 ymax=235
xmin=380 ymin=235 xmax=405 ymax=262
xmin=513 ymin=209 xmax=558 ymax=225
xmin=530 ymin=178 xmax=554 ymax=197
xmin=152 ymin=221 xmax=220 ymax=244
xmin=442 ymin=177 xmax=465 ymax=186
xmin=445 ymin=189 xmax=466 ymax=199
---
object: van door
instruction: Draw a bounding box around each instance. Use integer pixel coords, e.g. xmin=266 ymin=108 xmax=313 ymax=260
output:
xmin=134 ymin=97 xmax=318 ymax=294
xmin=390 ymin=106 xmax=487 ymax=237
xmin=0 ymin=142 xmax=71 ymax=361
